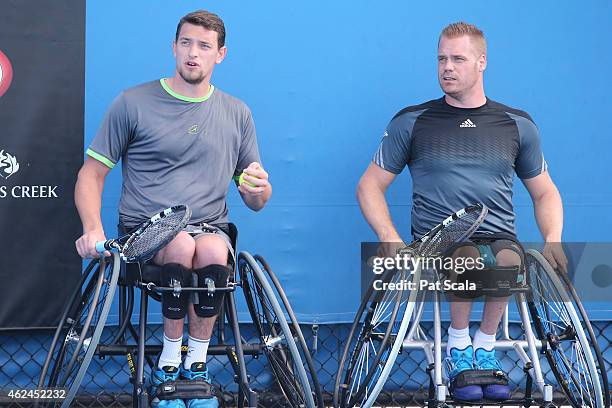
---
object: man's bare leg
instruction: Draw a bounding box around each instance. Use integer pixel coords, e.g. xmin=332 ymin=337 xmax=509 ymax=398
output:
xmin=446 ymin=245 xmax=482 ymax=400
xmin=183 ymin=235 xmax=229 ymax=369
xmin=153 ymin=232 xmax=196 ymax=370
xmin=449 ymin=245 xmax=480 ymax=331
xmin=479 ymin=248 xmax=521 ymax=334
xmin=474 ymin=247 xmax=521 ymax=401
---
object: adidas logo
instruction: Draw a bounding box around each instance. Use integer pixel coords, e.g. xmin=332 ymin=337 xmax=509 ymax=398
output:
xmin=460 ymin=119 xmax=476 ymax=128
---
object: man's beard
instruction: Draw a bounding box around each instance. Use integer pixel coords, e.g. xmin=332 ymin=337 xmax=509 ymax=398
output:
xmin=179 ymin=68 xmax=205 ymax=85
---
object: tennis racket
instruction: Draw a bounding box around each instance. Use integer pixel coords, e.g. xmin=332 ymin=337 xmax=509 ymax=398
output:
xmin=95 ymin=205 xmax=192 ymax=263
xmin=353 ymin=203 xmax=488 ymax=408
xmin=404 ymin=203 xmax=488 ymax=257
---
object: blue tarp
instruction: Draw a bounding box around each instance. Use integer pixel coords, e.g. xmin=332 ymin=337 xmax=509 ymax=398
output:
xmin=86 ymin=1 xmax=612 ymax=324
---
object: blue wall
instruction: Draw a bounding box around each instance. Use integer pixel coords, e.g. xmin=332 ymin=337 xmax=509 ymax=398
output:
xmin=86 ymin=0 xmax=612 ymax=323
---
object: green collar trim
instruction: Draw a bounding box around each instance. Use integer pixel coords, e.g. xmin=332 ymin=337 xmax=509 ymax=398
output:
xmin=160 ymin=78 xmax=214 ymax=102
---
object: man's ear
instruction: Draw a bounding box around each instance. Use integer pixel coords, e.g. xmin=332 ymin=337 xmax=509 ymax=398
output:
xmin=478 ymin=53 xmax=487 ymax=72
xmin=216 ymin=46 xmax=227 ymax=64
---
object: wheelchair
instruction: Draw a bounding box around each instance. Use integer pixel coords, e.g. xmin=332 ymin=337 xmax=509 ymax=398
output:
xmin=334 ymin=244 xmax=610 ymax=408
xmin=37 ymin=223 xmax=324 ymax=408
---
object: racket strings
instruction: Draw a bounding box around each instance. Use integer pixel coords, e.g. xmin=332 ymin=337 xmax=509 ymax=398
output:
xmin=123 ymin=211 xmax=189 ymax=261
xmin=418 ymin=210 xmax=484 ymax=256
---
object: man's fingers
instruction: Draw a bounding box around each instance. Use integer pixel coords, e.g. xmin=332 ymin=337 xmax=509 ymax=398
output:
xmin=243 ymin=173 xmax=267 ymax=186
xmin=76 ymin=239 xmax=89 ymax=259
xmin=238 ymin=182 xmax=265 ymax=195
xmin=555 ymin=254 xmax=568 ymax=274
xmin=76 ymin=234 xmax=107 ymax=259
xmin=244 ymin=163 xmax=268 ymax=179
xmin=247 ymin=162 xmax=262 ymax=171
xmin=244 ymin=169 xmax=268 ymax=182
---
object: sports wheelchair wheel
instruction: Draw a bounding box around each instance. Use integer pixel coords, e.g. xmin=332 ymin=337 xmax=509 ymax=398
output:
xmin=37 ymin=253 xmax=120 ymax=408
xmin=239 ymin=252 xmax=322 ymax=408
xmin=334 ymin=263 xmax=421 ymax=408
xmin=526 ymin=249 xmax=610 ymax=408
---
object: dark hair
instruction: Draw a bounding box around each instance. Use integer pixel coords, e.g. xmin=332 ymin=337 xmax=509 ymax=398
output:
xmin=175 ymin=10 xmax=226 ymax=49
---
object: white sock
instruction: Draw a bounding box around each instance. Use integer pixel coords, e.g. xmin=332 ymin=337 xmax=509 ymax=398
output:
xmin=183 ymin=336 xmax=210 ymax=369
xmin=447 ymin=325 xmax=472 ymax=356
xmin=158 ymin=334 xmax=182 ymax=369
xmin=473 ymin=328 xmax=496 ymax=352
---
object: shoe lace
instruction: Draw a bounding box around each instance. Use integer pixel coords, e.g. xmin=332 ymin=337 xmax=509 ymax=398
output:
xmin=153 ymin=368 xmax=179 ymax=385
xmin=446 ymin=349 xmax=473 ymax=376
xmin=186 ymin=368 xmax=210 ymax=382
xmin=476 ymin=353 xmax=503 ymax=370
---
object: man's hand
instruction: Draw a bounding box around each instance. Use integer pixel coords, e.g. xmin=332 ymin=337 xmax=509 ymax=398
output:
xmin=377 ymin=240 xmax=407 ymax=260
xmin=238 ymin=162 xmax=269 ymax=196
xmin=366 ymin=240 xmax=409 ymax=274
xmin=75 ymin=228 xmax=109 ymax=259
xmin=542 ymin=241 xmax=568 ymax=274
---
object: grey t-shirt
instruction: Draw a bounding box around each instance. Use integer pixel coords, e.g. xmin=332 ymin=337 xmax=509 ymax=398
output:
xmin=373 ymin=97 xmax=547 ymax=238
xmin=87 ymin=79 xmax=260 ymax=228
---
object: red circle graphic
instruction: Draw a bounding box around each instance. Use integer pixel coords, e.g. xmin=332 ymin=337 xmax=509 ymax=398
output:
xmin=0 ymin=49 xmax=14 ymax=98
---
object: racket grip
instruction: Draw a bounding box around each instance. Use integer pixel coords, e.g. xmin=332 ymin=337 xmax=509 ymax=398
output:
xmin=95 ymin=241 xmax=111 ymax=253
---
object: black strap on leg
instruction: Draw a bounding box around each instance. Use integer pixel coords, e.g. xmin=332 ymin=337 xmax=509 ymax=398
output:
xmin=450 ymin=265 xmax=524 ymax=298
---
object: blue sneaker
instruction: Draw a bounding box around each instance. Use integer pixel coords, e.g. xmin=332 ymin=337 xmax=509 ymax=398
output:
xmin=475 ymin=348 xmax=511 ymax=400
xmin=181 ymin=362 xmax=219 ymax=408
xmin=446 ymin=346 xmax=483 ymax=401
xmin=150 ymin=365 xmax=187 ymax=408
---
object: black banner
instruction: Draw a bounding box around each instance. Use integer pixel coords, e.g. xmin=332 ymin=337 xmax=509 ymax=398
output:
xmin=0 ymin=1 xmax=85 ymax=328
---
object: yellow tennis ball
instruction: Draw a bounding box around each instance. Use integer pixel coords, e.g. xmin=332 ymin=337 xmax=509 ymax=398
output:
xmin=239 ymin=172 xmax=257 ymax=187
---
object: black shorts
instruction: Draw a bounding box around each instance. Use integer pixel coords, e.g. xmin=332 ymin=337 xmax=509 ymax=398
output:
xmin=444 ymin=233 xmax=524 ymax=268
xmin=443 ymin=233 xmax=525 ymax=299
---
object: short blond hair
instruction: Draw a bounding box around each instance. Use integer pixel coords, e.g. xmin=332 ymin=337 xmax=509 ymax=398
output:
xmin=439 ymin=22 xmax=486 ymax=56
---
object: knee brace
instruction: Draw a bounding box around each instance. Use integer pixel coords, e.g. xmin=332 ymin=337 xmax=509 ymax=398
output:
xmin=193 ymin=264 xmax=231 ymax=318
xmin=161 ymin=263 xmax=191 ymax=320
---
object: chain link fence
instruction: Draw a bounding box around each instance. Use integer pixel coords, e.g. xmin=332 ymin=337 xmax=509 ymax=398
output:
xmin=1 ymin=321 xmax=611 ymax=407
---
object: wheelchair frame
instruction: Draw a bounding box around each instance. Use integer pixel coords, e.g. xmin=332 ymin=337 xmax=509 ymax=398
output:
xmin=335 ymin=248 xmax=610 ymax=408
xmin=38 ymin=224 xmax=323 ymax=408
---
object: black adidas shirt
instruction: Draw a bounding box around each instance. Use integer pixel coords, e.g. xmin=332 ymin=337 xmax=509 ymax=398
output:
xmin=373 ymin=97 xmax=547 ymax=238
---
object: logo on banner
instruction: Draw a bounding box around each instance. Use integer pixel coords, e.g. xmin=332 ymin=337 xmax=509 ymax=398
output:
xmin=0 ymin=49 xmax=14 ymax=98
xmin=0 ymin=149 xmax=20 ymax=179
xmin=0 ymin=148 xmax=59 ymax=199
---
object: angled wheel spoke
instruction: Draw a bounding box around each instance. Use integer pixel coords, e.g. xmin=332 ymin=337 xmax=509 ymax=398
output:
xmin=239 ymin=254 xmax=321 ymax=408
xmin=334 ymin=266 xmax=419 ymax=408
xmin=526 ymin=250 xmax=608 ymax=408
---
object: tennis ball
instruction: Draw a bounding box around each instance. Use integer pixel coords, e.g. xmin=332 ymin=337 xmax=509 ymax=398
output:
xmin=238 ymin=172 xmax=257 ymax=187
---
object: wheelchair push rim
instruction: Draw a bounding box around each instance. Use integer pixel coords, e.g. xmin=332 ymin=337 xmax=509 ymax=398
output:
xmin=253 ymin=254 xmax=325 ymax=408
xmin=334 ymin=265 xmax=420 ymax=408
xmin=37 ymin=253 xmax=120 ymax=408
xmin=526 ymin=249 xmax=610 ymax=408
xmin=238 ymin=251 xmax=319 ymax=408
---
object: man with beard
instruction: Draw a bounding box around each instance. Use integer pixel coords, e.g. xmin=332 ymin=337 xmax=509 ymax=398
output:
xmin=75 ymin=10 xmax=272 ymax=408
